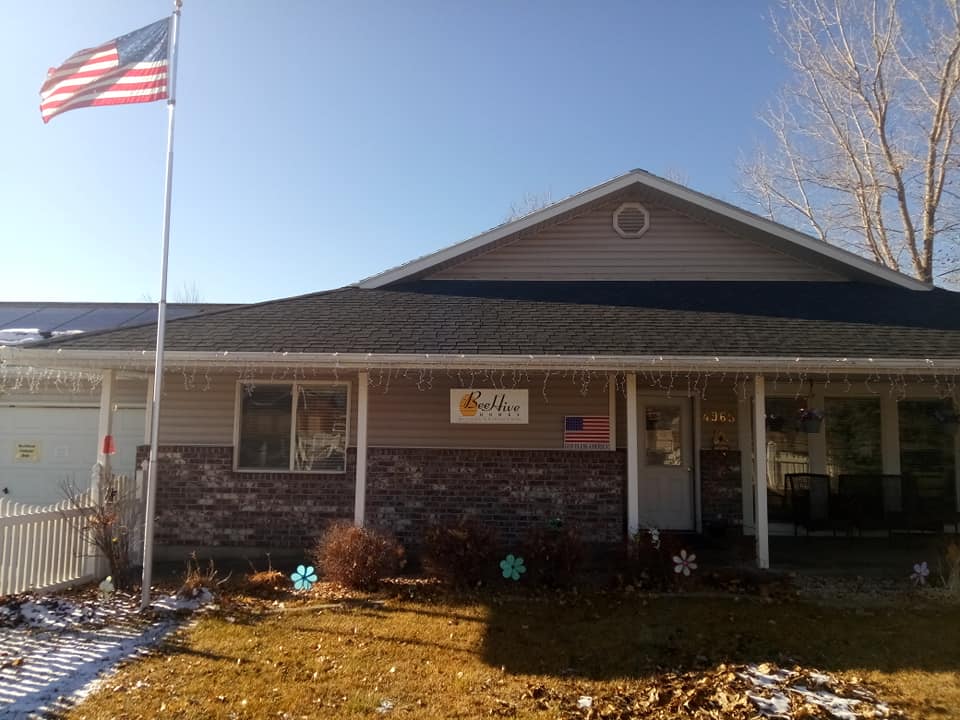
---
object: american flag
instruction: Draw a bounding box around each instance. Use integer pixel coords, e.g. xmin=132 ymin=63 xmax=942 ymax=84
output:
xmin=563 ymin=416 xmax=610 ymax=447
xmin=40 ymin=18 xmax=170 ymax=124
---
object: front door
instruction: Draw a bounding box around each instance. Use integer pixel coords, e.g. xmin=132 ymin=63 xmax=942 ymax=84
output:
xmin=638 ymin=398 xmax=694 ymax=530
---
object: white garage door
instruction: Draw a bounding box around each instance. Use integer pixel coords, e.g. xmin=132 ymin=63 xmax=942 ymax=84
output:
xmin=0 ymin=406 xmax=145 ymax=507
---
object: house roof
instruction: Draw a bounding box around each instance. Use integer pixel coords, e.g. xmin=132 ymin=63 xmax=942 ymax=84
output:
xmin=0 ymin=302 xmax=238 ymax=345
xmin=19 ymin=281 xmax=960 ymax=361
xmin=357 ymin=170 xmax=931 ymax=291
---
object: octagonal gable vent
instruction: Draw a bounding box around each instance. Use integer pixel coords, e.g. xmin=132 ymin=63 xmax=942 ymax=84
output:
xmin=613 ymin=202 xmax=650 ymax=238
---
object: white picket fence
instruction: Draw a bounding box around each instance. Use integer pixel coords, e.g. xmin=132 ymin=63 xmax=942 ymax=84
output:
xmin=0 ymin=470 xmax=141 ymax=597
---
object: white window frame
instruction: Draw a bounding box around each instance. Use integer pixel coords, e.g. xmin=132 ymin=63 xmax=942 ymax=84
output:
xmin=233 ymin=380 xmax=351 ymax=474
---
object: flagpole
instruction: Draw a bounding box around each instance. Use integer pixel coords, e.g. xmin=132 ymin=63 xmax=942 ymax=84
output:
xmin=141 ymin=0 xmax=182 ymax=611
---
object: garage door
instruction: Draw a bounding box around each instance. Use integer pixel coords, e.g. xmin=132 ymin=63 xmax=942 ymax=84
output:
xmin=0 ymin=406 xmax=145 ymax=507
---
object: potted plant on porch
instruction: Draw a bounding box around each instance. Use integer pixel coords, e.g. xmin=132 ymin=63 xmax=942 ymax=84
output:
xmin=797 ymin=407 xmax=824 ymax=433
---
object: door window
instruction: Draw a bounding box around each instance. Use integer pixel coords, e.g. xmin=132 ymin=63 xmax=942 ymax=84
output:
xmin=645 ymin=406 xmax=683 ymax=466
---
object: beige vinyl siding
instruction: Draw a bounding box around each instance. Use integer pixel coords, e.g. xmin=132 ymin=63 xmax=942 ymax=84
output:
xmin=368 ymin=374 xmax=610 ymax=449
xmin=430 ymin=202 xmax=843 ymax=282
xmin=0 ymin=376 xmax=146 ymax=407
xmin=156 ymin=372 xmax=358 ymax=447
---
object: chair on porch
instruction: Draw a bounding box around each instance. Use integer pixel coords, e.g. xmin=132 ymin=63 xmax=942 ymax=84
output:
xmin=785 ymin=473 xmax=834 ymax=535
xmin=837 ymin=474 xmax=886 ymax=534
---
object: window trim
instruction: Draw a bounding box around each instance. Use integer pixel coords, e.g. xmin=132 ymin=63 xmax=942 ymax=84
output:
xmin=233 ymin=380 xmax=351 ymax=474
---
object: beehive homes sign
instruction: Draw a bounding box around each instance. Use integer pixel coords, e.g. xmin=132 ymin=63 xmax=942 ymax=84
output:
xmin=450 ymin=389 xmax=529 ymax=424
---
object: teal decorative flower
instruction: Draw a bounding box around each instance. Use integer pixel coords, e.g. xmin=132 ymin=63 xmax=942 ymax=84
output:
xmin=499 ymin=554 xmax=526 ymax=581
xmin=290 ymin=564 xmax=318 ymax=591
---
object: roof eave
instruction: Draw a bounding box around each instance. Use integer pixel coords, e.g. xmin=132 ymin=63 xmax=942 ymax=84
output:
xmin=4 ymin=347 xmax=957 ymax=375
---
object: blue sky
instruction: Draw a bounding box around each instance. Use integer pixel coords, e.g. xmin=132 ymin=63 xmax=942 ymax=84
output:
xmin=1 ymin=1 xmax=785 ymax=303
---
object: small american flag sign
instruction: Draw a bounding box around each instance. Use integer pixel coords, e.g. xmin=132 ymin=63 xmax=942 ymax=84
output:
xmin=563 ymin=416 xmax=610 ymax=449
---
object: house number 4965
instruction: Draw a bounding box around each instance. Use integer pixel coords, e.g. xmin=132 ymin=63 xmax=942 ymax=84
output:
xmin=702 ymin=410 xmax=736 ymax=424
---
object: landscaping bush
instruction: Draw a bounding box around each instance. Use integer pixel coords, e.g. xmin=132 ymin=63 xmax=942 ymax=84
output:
xmin=623 ymin=528 xmax=694 ymax=590
xmin=241 ymin=555 xmax=288 ymax=598
xmin=422 ymin=518 xmax=500 ymax=587
xmin=311 ymin=523 xmax=405 ymax=590
xmin=519 ymin=520 xmax=585 ymax=587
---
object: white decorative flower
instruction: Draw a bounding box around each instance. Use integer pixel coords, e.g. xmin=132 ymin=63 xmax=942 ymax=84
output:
xmin=98 ymin=575 xmax=114 ymax=598
xmin=672 ymin=549 xmax=698 ymax=576
xmin=911 ymin=561 xmax=930 ymax=586
xmin=648 ymin=527 xmax=661 ymax=549
xmin=577 ymin=696 xmax=593 ymax=709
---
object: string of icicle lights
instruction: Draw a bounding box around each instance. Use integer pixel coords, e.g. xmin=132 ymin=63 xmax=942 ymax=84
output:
xmin=1 ymin=356 xmax=959 ymax=404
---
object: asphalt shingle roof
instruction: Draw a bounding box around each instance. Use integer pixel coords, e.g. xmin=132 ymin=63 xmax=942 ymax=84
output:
xmin=29 ymin=281 xmax=960 ymax=359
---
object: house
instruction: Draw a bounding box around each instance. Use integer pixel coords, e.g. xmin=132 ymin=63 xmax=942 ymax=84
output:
xmin=0 ymin=302 xmax=236 ymax=505
xmin=3 ymin=170 xmax=959 ymax=566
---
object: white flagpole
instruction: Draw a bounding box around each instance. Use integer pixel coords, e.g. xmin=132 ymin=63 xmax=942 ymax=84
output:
xmin=141 ymin=0 xmax=183 ymax=611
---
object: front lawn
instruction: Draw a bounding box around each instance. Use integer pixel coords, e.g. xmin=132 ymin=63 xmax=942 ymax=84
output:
xmin=66 ymin=584 xmax=960 ymax=719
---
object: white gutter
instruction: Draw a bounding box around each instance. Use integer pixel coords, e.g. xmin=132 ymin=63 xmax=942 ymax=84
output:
xmin=4 ymin=347 xmax=959 ymax=374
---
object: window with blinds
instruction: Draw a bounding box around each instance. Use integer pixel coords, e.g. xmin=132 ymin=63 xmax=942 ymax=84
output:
xmin=236 ymin=382 xmax=349 ymax=472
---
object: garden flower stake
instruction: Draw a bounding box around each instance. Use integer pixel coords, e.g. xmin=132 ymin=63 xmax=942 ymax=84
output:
xmin=673 ymin=549 xmax=698 ymax=576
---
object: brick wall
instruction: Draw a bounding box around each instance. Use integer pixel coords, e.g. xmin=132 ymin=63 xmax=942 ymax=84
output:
xmin=136 ymin=445 xmax=355 ymax=549
xmin=139 ymin=446 xmax=627 ymax=551
xmin=366 ymin=447 xmax=626 ymax=546
xmin=699 ymin=449 xmax=743 ymax=528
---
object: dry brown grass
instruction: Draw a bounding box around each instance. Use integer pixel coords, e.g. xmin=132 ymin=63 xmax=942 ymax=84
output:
xmin=65 ymin=585 xmax=960 ymax=719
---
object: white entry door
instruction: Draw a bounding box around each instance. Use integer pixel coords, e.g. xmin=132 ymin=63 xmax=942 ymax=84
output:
xmin=637 ymin=398 xmax=694 ymax=530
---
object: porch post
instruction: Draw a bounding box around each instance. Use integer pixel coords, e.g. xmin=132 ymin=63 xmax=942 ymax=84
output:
xmin=880 ymin=394 xmax=901 ymax=476
xmin=92 ymin=369 xmax=116 ymax=578
xmin=354 ymin=371 xmax=369 ymax=527
xmin=737 ymin=387 xmax=755 ymax=535
xmin=626 ymin=372 xmax=639 ymax=536
xmin=608 ymin=372 xmax=617 ymax=450
xmin=753 ymin=374 xmax=770 ymax=569
xmin=96 ymin=369 xmax=116 ymax=491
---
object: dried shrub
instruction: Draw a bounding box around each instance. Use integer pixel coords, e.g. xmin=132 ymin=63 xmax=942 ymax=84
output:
xmin=179 ymin=553 xmax=222 ymax=599
xmin=519 ymin=521 xmax=585 ymax=588
xmin=311 ymin=523 xmax=405 ymax=590
xmin=60 ymin=470 xmax=137 ymax=590
xmin=624 ymin=529 xmax=688 ymax=590
xmin=939 ymin=540 xmax=960 ymax=593
xmin=242 ymin=555 xmax=288 ymax=597
xmin=423 ymin=519 xmax=500 ymax=587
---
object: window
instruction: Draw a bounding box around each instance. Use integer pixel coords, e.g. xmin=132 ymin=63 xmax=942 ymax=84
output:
xmin=900 ymin=400 xmax=956 ymax=501
xmin=236 ymin=382 xmax=349 ymax=472
xmin=645 ymin=406 xmax=682 ymax=466
xmin=825 ymin=397 xmax=882 ymax=477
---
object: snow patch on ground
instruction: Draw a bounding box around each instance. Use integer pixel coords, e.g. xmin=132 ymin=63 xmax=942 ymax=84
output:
xmin=740 ymin=663 xmax=898 ymax=719
xmin=0 ymin=589 xmax=213 ymax=718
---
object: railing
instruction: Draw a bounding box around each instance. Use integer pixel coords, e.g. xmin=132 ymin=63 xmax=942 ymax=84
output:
xmin=0 ymin=470 xmax=140 ymax=597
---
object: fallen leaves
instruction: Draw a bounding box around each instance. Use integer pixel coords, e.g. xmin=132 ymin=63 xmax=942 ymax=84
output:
xmin=519 ymin=662 xmax=902 ymax=719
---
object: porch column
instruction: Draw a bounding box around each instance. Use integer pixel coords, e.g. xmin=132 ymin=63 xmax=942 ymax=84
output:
xmin=880 ymin=394 xmax=901 ymax=476
xmin=626 ymin=372 xmax=639 ymax=536
xmin=92 ymin=369 xmax=116 ymax=579
xmin=354 ymin=371 xmax=369 ymax=527
xmin=96 ymin=369 xmax=116 ymax=491
xmin=608 ymin=372 xmax=617 ymax=450
xmin=753 ymin=374 xmax=770 ymax=569
xmin=737 ymin=387 xmax=755 ymax=535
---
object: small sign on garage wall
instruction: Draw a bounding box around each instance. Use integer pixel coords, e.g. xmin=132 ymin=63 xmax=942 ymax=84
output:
xmin=14 ymin=442 xmax=41 ymax=462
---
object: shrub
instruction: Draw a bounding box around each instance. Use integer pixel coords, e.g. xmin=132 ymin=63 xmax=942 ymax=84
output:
xmin=242 ymin=555 xmax=288 ymax=597
xmin=423 ymin=519 xmax=500 ymax=587
xmin=179 ymin=553 xmax=220 ymax=599
xmin=311 ymin=523 xmax=405 ymax=590
xmin=520 ymin=520 xmax=585 ymax=587
xmin=60 ymin=470 xmax=136 ymax=590
xmin=624 ymin=528 xmax=691 ymax=590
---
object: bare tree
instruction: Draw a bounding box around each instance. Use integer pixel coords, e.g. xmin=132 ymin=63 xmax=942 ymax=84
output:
xmin=504 ymin=190 xmax=554 ymax=222
xmin=174 ymin=280 xmax=203 ymax=303
xmin=741 ymin=0 xmax=960 ymax=283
